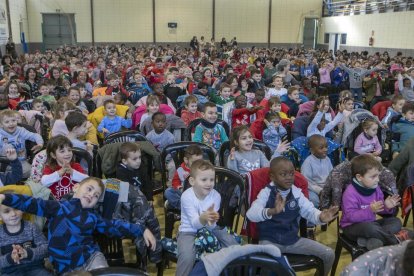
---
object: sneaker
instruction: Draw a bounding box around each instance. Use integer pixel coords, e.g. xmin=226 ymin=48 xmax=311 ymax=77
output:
xmin=357 ymin=237 xmax=367 ymax=247
xmin=395 ymin=229 xmax=410 ymax=243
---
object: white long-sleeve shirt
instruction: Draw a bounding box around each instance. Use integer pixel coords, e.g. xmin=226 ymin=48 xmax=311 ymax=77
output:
xmin=307 ymin=111 xmax=344 ymax=137
xmin=41 ymin=170 xmax=88 ymax=187
xmin=179 ymin=187 xmax=221 ymax=233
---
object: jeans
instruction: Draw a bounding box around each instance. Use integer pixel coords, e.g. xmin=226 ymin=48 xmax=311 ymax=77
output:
xmin=2 ymin=267 xmax=52 ymax=276
xmin=351 ymin=87 xmax=363 ymax=101
xmin=164 ymin=187 xmax=182 ymax=209
xmin=309 ymin=190 xmax=320 ymax=209
xmin=343 ymin=217 xmax=401 ymax=246
xmin=260 ymin=238 xmax=334 ymax=276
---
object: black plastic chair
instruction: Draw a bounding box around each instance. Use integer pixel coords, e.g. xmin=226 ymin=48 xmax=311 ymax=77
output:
xmin=221 ymin=253 xmax=296 ymax=276
xmin=403 ymin=186 xmax=414 ymax=228
xmin=331 ymin=217 xmax=368 ymax=276
xmin=72 ymin=147 xmax=94 ymax=176
xmin=218 ymin=140 xmax=272 ymax=167
xmin=0 ymin=156 xmax=10 ymax=173
xmin=160 ymin=142 xmax=216 ymax=239
xmin=161 ymin=166 xmax=246 ymax=274
xmin=104 ymin=130 xmax=148 ymax=145
xmin=89 ymin=266 xmax=147 ymax=276
xmin=183 ymin=118 xmax=230 ymax=141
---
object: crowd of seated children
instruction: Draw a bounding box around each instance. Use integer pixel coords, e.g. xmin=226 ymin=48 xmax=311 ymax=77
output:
xmin=0 ymin=43 xmax=413 ymax=276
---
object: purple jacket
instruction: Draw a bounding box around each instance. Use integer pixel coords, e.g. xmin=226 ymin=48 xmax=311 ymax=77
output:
xmin=340 ymin=183 xmax=393 ymax=228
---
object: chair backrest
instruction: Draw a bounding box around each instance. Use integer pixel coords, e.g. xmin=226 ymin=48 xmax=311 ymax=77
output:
xmin=104 ymin=130 xmax=147 ymax=145
xmin=213 ymin=166 xmax=246 ymax=232
xmin=88 ymin=266 xmax=147 ymax=276
xmin=353 ymin=100 xmax=367 ymax=110
xmin=218 ymin=140 xmax=272 ymax=167
xmin=72 ymin=147 xmax=93 ymax=176
xmin=160 ymin=141 xmax=216 ymax=191
xmin=0 ymin=156 xmax=10 ymax=173
xmin=220 ymin=253 xmax=295 ymax=276
xmin=184 ymin=118 xmax=230 ymax=141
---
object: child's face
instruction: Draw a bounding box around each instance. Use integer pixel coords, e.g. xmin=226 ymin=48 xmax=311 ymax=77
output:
xmin=8 ymin=84 xmax=19 ymax=99
xmin=185 ymin=154 xmax=203 ymax=167
xmin=1 ymin=115 xmax=18 ymax=133
xmin=80 ymin=88 xmax=87 ymax=98
xmin=252 ymin=73 xmax=261 ymax=82
xmin=189 ymin=168 xmax=215 ymax=199
xmin=236 ymin=130 xmax=254 ymax=152
xmin=0 ymin=205 xmax=22 ymax=227
xmin=356 ymin=168 xmax=380 ymax=189
xmin=270 ymin=117 xmax=281 ymax=128
xmin=273 ymin=77 xmax=283 ymax=89
xmin=221 ymin=88 xmax=231 ymax=99
xmin=39 ymin=86 xmax=49 ymax=96
xmin=148 ymin=102 xmax=160 ymax=114
xmin=152 ymin=114 xmax=166 ymax=134
xmin=108 ymin=78 xmax=119 ymax=87
xmin=403 ymin=110 xmax=414 ymax=122
xmin=344 ymin=100 xmax=354 ymax=112
xmin=393 ymin=100 xmax=405 ymax=113
xmin=365 ymin=124 xmax=378 ymax=138
xmin=52 ymin=69 xmax=60 ymax=79
xmin=270 ymin=103 xmax=281 ymax=113
xmin=52 ymin=145 xmax=73 ymax=166
xmin=69 ymin=91 xmax=80 ymax=103
xmin=122 ymin=150 xmax=142 ymax=170
xmin=32 ymin=102 xmax=44 ymax=112
xmin=311 ymin=139 xmax=328 ymax=159
xmin=134 ymin=74 xmax=143 ymax=84
xmin=153 ymin=84 xmax=164 ymax=96
xmin=186 ymin=102 xmax=198 ymax=114
xmin=113 ymin=93 xmax=125 ymax=105
xmin=73 ymin=180 xmax=103 ymax=209
xmin=204 ymin=70 xmax=212 ymax=78
xmin=166 ymin=74 xmax=175 ymax=84
xmin=288 ymin=90 xmax=300 ymax=102
xmin=270 ymin=160 xmax=295 ymax=190
xmin=403 ymin=79 xmax=411 ymax=88
xmin=203 ymin=106 xmax=218 ymax=123
xmin=235 ymin=96 xmax=247 ymax=108
xmin=74 ymin=121 xmax=89 ymax=137
xmin=105 ymin=103 xmax=117 ymax=116
xmin=303 ymin=79 xmax=311 ymax=88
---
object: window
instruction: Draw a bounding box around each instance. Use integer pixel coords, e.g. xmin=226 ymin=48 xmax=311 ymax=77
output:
xmin=324 ymin=33 xmax=330 ymax=44
xmin=341 ymin=34 xmax=347 ymax=45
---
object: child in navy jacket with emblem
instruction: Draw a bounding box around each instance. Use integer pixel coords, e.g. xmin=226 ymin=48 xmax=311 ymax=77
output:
xmin=246 ymin=157 xmax=339 ymax=276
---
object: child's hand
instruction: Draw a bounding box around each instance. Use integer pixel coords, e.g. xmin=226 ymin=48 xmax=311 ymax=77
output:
xmin=5 ymin=148 xmax=17 ymax=161
xmin=384 ymin=194 xmax=401 ymax=209
xmin=58 ymin=167 xmax=66 ymax=177
xmin=102 ymin=128 xmax=109 ymax=134
xmin=317 ymin=101 xmax=326 ymax=112
xmin=65 ymin=165 xmax=73 ymax=175
xmin=268 ymin=193 xmax=286 ymax=216
xmin=126 ymin=112 xmax=132 ymax=119
xmin=85 ymin=141 xmax=94 ymax=153
xmin=263 ymin=119 xmax=269 ymax=127
xmin=229 ymin=147 xmax=236 ymax=160
xmin=143 ymin=228 xmax=157 ymax=251
xmin=338 ymin=100 xmax=345 ymax=113
xmin=249 ymin=106 xmax=264 ymax=111
xmin=319 ymin=206 xmax=339 ymax=223
xmin=31 ymin=144 xmax=43 ymax=153
xmin=370 ymin=200 xmax=384 ymax=213
xmin=16 ymin=245 xmax=27 ymax=260
xmin=200 ymin=204 xmax=220 ymax=226
xmin=11 ymin=245 xmax=20 ymax=264
xmin=276 ymin=140 xmax=290 ymax=154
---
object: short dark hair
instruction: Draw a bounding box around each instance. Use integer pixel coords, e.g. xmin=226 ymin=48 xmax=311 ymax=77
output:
xmin=65 ymin=111 xmax=87 ymax=131
xmin=308 ymin=134 xmax=326 ymax=149
xmin=202 ymin=102 xmax=216 ymax=112
xmin=391 ymin=94 xmax=405 ymax=105
xmin=152 ymin=111 xmax=166 ymax=121
xmin=265 ymin=111 xmax=281 ymax=122
xmin=270 ymin=156 xmax=292 ymax=172
xmin=288 ymin=86 xmax=299 ymax=95
xmin=184 ymin=144 xmax=203 ymax=159
xmin=268 ymin=96 xmax=281 ymax=107
xmin=31 ymin=98 xmax=43 ymax=106
xmin=402 ymin=102 xmax=414 ymax=114
xmin=103 ymin=99 xmax=115 ymax=109
xmin=190 ymin=159 xmax=215 ymax=178
xmin=351 ymin=154 xmax=382 ymax=177
xmin=119 ymin=142 xmax=141 ymax=160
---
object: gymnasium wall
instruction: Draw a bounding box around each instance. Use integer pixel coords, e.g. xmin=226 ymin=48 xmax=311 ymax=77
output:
xmin=21 ymin=0 xmax=320 ymax=49
xmin=319 ymin=11 xmax=414 ymax=55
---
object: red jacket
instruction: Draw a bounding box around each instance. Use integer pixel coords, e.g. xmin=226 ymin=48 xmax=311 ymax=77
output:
xmin=231 ymin=108 xmax=257 ymax=129
xmin=181 ymin=109 xmax=202 ymax=126
xmin=172 ymin=162 xmax=190 ymax=189
xmin=241 ymin=167 xmax=309 ymax=240
xmin=371 ymin=100 xmax=392 ymax=121
xmin=257 ymin=98 xmax=290 ymax=120
xmin=105 ymin=85 xmax=129 ymax=97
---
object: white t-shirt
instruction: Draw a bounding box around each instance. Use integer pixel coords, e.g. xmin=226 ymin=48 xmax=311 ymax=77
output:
xmin=266 ymin=87 xmax=287 ymax=98
xmin=179 ymin=187 xmax=221 ymax=233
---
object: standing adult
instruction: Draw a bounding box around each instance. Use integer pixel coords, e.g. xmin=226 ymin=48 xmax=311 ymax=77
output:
xmin=5 ymin=37 xmax=17 ymax=59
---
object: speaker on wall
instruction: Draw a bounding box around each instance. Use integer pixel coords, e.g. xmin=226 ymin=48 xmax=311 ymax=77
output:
xmin=168 ymin=22 xmax=177 ymax=28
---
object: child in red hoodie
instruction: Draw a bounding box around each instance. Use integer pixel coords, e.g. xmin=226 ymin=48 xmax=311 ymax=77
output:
xmin=181 ymin=95 xmax=202 ymax=126
xmin=231 ymin=95 xmax=263 ymax=129
xmin=164 ymin=144 xmax=203 ymax=209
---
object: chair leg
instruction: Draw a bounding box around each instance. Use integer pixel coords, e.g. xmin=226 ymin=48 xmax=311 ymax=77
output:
xmin=315 ymin=257 xmax=325 ymax=276
xmin=330 ymin=241 xmax=343 ymax=276
xmin=164 ymin=211 xmax=175 ymax=239
xmin=156 ymin=261 xmax=164 ymax=276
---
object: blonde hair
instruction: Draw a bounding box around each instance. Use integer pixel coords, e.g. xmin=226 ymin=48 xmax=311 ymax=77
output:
xmin=0 ymin=110 xmax=19 ymax=124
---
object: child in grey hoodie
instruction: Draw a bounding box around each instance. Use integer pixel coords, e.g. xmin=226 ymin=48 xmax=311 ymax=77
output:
xmin=340 ymin=61 xmax=379 ymax=101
